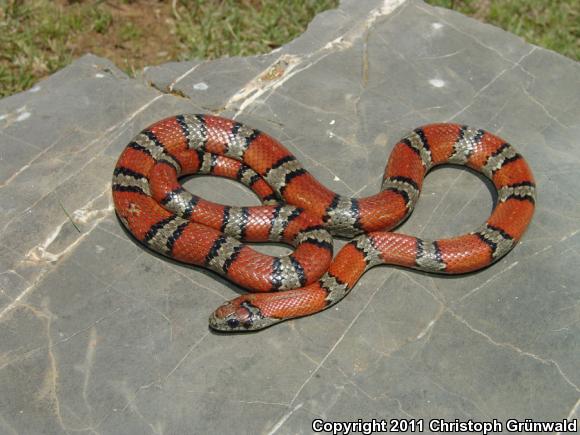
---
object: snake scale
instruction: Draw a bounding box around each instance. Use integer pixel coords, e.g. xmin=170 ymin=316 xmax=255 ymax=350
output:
xmin=112 ymin=115 xmax=536 ymax=332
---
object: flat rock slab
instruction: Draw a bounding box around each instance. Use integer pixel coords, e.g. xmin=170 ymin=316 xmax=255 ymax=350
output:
xmin=1 ymin=0 xmax=579 ymax=433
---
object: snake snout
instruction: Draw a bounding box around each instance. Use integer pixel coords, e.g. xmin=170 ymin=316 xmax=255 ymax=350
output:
xmin=209 ymin=297 xmax=282 ymax=332
xmin=209 ymin=301 xmax=253 ymax=331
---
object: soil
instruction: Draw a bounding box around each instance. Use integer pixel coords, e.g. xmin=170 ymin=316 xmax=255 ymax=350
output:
xmin=64 ymin=0 xmax=185 ymax=74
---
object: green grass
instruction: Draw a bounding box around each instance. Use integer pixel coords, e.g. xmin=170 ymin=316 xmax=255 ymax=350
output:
xmin=0 ymin=0 xmax=338 ymax=97
xmin=426 ymin=0 xmax=579 ymax=60
xmin=174 ymin=0 xmax=337 ymax=59
xmin=0 ymin=0 xmax=578 ymax=98
xmin=0 ymin=1 xmax=114 ymax=96
xmin=118 ymin=21 xmax=142 ymax=42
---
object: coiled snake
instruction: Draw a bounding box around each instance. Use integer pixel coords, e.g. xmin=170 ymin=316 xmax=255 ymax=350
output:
xmin=112 ymin=115 xmax=535 ymax=331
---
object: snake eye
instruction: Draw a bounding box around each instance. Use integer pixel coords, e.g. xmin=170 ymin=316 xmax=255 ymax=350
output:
xmin=227 ymin=318 xmax=240 ymax=328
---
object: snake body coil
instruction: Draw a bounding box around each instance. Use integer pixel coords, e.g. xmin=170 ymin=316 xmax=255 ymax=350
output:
xmin=112 ymin=115 xmax=535 ymax=331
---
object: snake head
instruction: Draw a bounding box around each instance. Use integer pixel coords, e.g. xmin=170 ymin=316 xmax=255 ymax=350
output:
xmin=209 ymin=297 xmax=279 ymax=332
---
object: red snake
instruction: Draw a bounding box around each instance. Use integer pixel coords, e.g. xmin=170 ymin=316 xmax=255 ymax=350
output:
xmin=112 ymin=115 xmax=536 ymax=331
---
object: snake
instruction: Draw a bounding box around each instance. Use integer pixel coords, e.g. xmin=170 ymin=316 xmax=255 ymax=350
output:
xmin=112 ymin=114 xmax=536 ymax=332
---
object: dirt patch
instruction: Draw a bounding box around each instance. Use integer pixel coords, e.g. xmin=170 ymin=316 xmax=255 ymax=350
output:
xmin=66 ymin=0 xmax=184 ymax=74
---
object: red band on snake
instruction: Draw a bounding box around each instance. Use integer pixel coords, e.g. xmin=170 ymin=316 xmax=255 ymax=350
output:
xmin=112 ymin=115 xmax=536 ymax=331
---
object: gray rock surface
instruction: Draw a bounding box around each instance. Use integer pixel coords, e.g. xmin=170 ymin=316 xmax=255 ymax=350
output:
xmin=1 ymin=0 xmax=579 ymax=433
